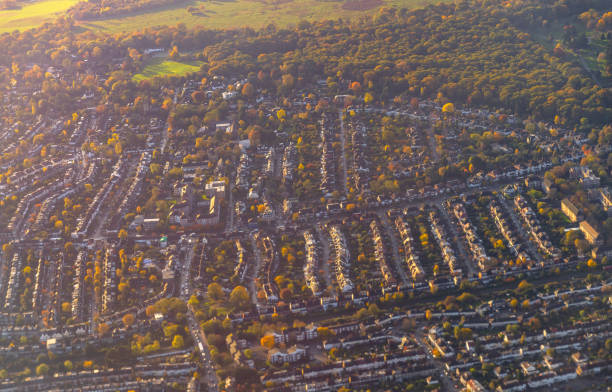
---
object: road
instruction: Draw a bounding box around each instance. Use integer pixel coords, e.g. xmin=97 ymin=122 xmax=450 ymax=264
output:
xmin=180 ymin=237 xmax=219 ymax=392
xmin=376 ymin=211 xmax=411 ymax=287
xmin=424 ymin=125 xmax=440 ymax=163
xmin=248 ymin=232 xmax=263 ymax=305
xmin=178 ymin=239 xmax=195 ymax=299
xmin=496 ymin=193 xmax=544 ymax=264
xmin=338 ymin=110 xmax=349 ymax=195
xmin=187 ymin=306 xmax=219 ymax=392
xmin=226 ymin=180 xmax=234 ymax=233
xmin=414 ymin=330 xmax=458 ymax=392
xmin=314 ymin=225 xmax=334 ymax=293
xmin=434 ymin=202 xmax=476 ymax=277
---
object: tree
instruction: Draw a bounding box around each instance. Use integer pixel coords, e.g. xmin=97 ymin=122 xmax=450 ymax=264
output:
xmin=329 ymin=347 xmax=338 ymax=360
xmin=241 ymin=82 xmax=255 ymax=97
xmin=364 ymin=92 xmax=374 ymax=104
xmin=122 ymin=313 xmax=135 ymax=328
xmin=191 ymin=90 xmax=205 ymax=103
xmin=587 ymin=259 xmax=597 ymax=268
xmin=229 ymin=286 xmax=250 ymax=309
xmin=260 ymin=334 xmax=275 ymax=349
xmin=515 ymin=280 xmax=533 ymax=294
xmin=172 ymin=334 xmax=184 ymax=349
xmin=279 ymin=287 xmax=292 ymax=301
xmin=36 ymin=363 xmax=49 ymax=377
xmin=63 ymin=360 xmax=73 ymax=371
xmin=247 ymin=125 xmax=262 ymax=147
xmin=164 ymin=323 xmax=179 ymax=338
xmin=521 ymin=299 xmax=530 ymax=309
xmin=442 ymin=102 xmax=455 ymax=113
xmin=316 ymin=327 xmax=333 ymax=339
xmin=97 ymin=322 xmax=110 ymax=336
xmin=118 ymin=229 xmax=127 ymax=240
xmin=510 ymin=298 xmax=519 ymax=309
xmin=208 ymin=282 xmax=224 ymax=301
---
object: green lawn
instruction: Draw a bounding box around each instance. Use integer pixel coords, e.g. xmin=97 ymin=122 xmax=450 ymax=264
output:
xmin=0 ymin=0 xmax=80 ymax=33
xmin=133 ymin=58 xmax=204 ymax=82
xmin=77 ymin=0 xmax=449 ymax=33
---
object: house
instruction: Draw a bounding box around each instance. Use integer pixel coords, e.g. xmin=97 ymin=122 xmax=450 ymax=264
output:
xmin=591 ymin=247 xmax=612 ymax=261
xmin=195 ymin=196 xmax=220 ymax=227
xmin=215 ymin=122 xmax=233 ymax=133
xmin=600 ymin=188 xmax=612 ymax=216
xmin=579 ymin=221 xmax=601 ymax=245
xmin=542 ymin=178 xmax=555 ymax=194
xmin=268 ymin=345 xmax=306 ymax=364
xmin=205 ymin=180 xmax=226 ymax=198
xmin=143 ymin=218 xmax=160 ymax=231
xmin=520 ymin=361 xmax=536 ymax=376
xmin=561 ymin=198 xmax=581 ymax=223
xmin=570 ymin=166 xmax=600 ymax=188
xmin=222 ymin=91 xmax=237 ymax=100
xmin=571 ymin=352 xmax=588 ymax=365
xmin=524 ymin=175 xmax=541 ymax=189
xmin=466 ymin=379 xmax=487 ymax=392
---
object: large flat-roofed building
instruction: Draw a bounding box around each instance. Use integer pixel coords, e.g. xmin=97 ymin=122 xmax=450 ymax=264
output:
xmin=579 ymin=221 xmax=602 ymax=246
xmin=561 ymin=198 xmax=581 ymax=223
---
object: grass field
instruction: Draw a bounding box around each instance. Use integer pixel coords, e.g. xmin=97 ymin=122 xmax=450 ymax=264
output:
xmin=0 ymin=0 xmax=79 ymax=33
xmin=82 ymin=0 xmax=447 ymax=32
xmin=133 ymin=58 xmax=204 ymax=82
xmin=0 ymin=0 xmax=448 ymax=34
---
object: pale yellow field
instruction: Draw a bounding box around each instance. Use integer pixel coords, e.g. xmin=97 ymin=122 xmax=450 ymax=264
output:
xmin=0 ymin=0 xmax=80 ymax=33
xmin=0 ymin=0 xmax=448 ymax=33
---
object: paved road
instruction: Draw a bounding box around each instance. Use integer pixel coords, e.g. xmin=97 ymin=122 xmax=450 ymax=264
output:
xmin=424 ymin=124 xmax=440 ymax=163
xmin=187 ymin=306 xmax=219 ymax=392
xmin=226 ymin=180 xmax=234 ymax=233
xmin=435 ymin=202 xmax=476 ymax=277
xmin=414 ymin=330 xmax=458 ymax=392
xmin=248 ymin=232 xmax=263 ymax=305
xmin=314 ymin=225 xmax=334 ymax=293
xmin=338 ymin=110 xmax=349 ymax=195
xmin=496 ymin=193 xmax=544 ymax=264
xmin=181 ymin=238 xmax=219 ymax=392
xmin=376 ymin=211 xmax=411 ymax=287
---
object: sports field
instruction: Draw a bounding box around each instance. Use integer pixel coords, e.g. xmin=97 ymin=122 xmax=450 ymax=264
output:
xmin=133 ymin=58 xmax=204 ymax=82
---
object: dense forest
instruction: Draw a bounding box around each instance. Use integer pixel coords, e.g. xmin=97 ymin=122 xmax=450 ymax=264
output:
xmin=0 ymin=0 xmax=611 ymax=128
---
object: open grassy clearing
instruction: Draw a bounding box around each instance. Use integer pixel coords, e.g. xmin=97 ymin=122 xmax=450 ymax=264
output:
xmin=526 ymin=18 xmax=611 ymax=87
xmin=0 ymin=0 xmax=79 ymax=33
xmin=81 ymin=0 xmax=450 ymax=33
xmin=133 ymin=57 xmax=204 ymax=81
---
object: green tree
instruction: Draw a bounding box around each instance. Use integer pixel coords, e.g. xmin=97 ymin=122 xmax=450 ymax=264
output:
xmin=36 ymin=363 xmax=49 ymax=377
xmin=229 ymin=285 xmax=250 ymax=309
xmin=172 ymin=334 xmax=185 ymax=349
